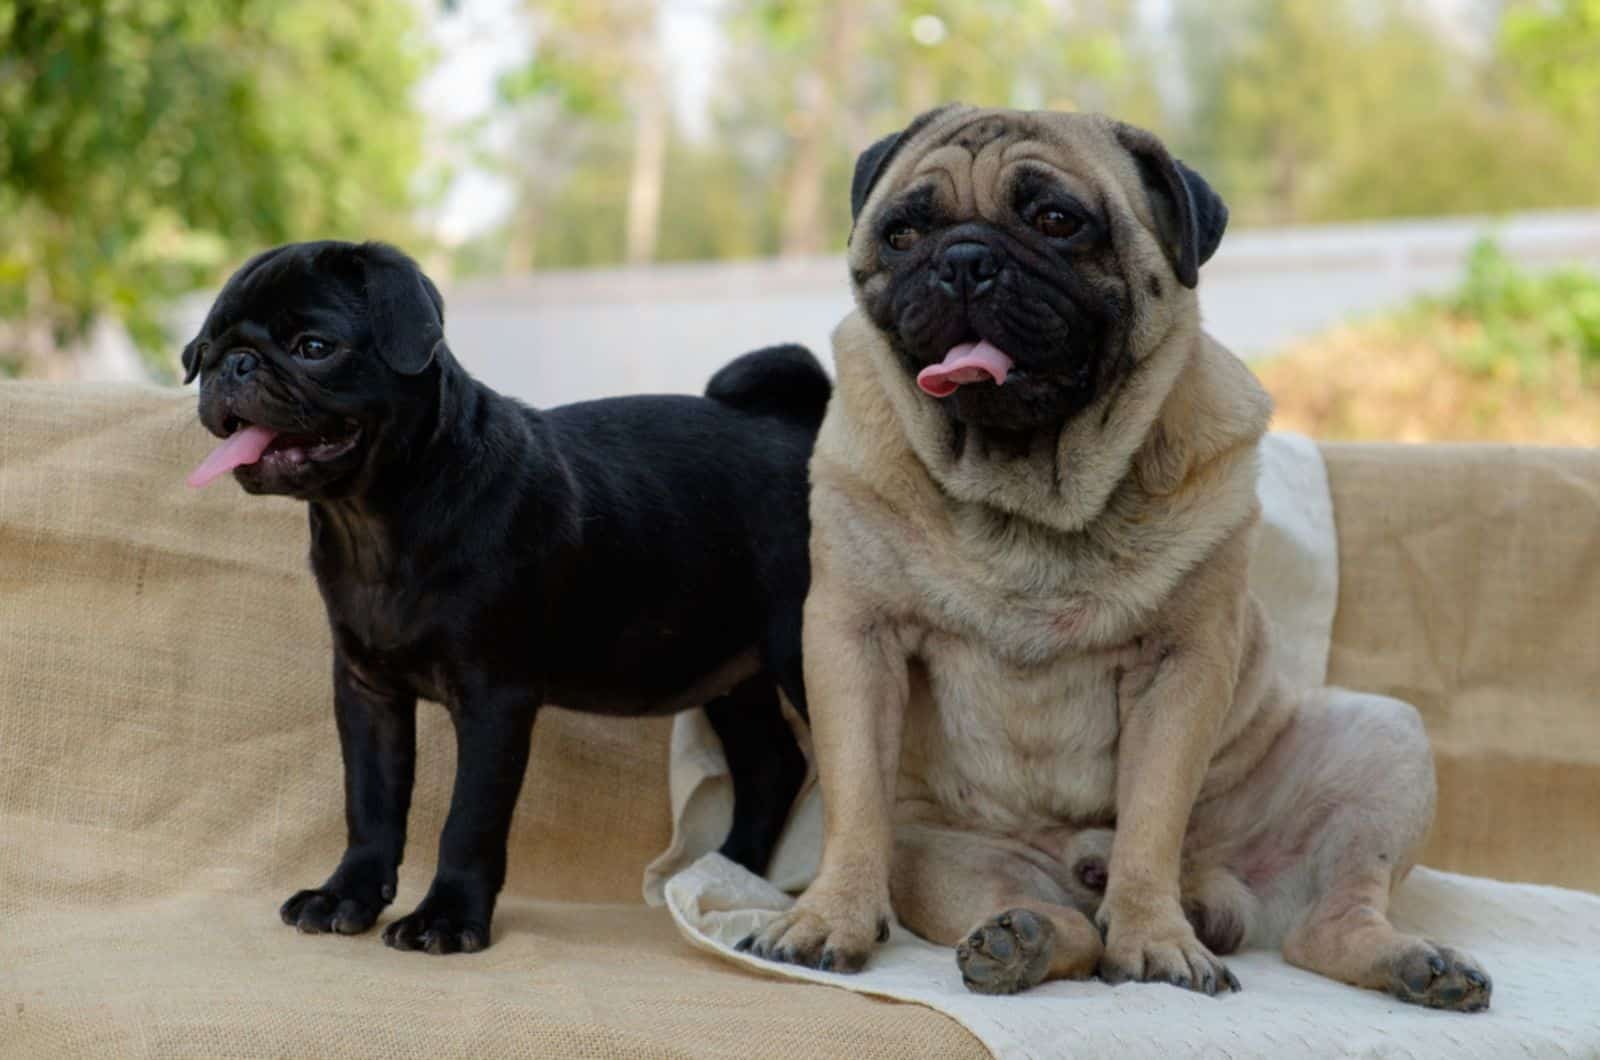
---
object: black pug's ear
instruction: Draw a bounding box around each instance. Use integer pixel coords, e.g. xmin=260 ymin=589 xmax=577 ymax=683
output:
xmin=849 ymin=104 xmax=958 ymax=227
xmin=180 ymin=338 xmax=203 ymax=386
xmin=1115 ymin=125 xmax=1228 ymax=289
xmin=181 ymin=243 xmax=296 ymax=383
xmin=360 ymin=242 xmax=445 ymax=375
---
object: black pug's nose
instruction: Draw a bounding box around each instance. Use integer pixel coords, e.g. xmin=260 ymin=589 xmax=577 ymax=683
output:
xmin=225 ymin=350 xmax=259 ymax=380
xmin=937 ymin=241 xmax=1000 ymax=300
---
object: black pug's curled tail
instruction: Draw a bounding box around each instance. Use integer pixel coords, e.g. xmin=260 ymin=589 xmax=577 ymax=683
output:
xmin=705 ymin=344 xmax=832 ymax=429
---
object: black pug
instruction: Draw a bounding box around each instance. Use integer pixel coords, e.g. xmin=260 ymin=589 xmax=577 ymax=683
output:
xmin=183 ymin=240 xmax=825 ymax=954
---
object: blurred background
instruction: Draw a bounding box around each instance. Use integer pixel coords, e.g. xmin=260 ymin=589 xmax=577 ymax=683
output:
xmin=3 ymin=0 xmax=1598 ymax=442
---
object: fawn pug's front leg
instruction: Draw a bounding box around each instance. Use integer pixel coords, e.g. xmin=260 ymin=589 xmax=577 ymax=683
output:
xmin=1096 ymin=630 xmax=1240 ymax=996
xmin=741 ymin=582 xmax=908 ymax=972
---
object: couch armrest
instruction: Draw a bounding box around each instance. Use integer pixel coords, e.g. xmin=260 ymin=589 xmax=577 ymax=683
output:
xmin=1323 ymin=442 xmax=1600 ymax=891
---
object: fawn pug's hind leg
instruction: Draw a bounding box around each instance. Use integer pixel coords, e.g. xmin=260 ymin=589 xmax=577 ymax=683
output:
xmin=1275 ymin=690 xmax=1491 ymax=1011
xmin=1200 ymin=688 xmax=1492 ymax=1012
xmin=892 ymin=822 xmax=1106 ymax=995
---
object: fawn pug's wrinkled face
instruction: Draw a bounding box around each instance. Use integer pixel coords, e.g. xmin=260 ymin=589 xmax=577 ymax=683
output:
xmin=846 ymin=105 xmax=1228 ymax=434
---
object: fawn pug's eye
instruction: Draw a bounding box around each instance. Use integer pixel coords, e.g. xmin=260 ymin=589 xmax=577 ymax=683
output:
xmin=1035 ymin=209 xmax=1081 ymax=239
xmin=886 ymin=225 xmax=922 ymax=252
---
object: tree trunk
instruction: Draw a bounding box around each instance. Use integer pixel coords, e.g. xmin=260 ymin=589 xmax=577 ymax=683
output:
xmin=624 ymin=14 xmax=668 ymax=268
xmin=779 ymin=2 xmax=864 ymax=257
xmin=504 ymin=200 xmax=540 ymax=274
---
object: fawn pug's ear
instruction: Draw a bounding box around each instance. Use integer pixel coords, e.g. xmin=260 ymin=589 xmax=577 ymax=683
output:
xmin=1116 ymin=123 xmax=1228 ymax=289
xmin=849 ymin=105 xmax=960 ymax=232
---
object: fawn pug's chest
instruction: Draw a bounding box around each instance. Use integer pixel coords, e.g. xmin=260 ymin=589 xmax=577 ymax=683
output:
xmin=892 ymin=501 xmax=1169 ymax=831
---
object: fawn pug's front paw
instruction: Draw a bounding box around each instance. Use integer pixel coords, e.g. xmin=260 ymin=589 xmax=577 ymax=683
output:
xmin=737 ymin=881 xmax=892 ymax=973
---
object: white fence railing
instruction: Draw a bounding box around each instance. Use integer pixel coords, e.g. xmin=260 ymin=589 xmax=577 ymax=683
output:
xmin=173 ymin=210 xmax=1600 ymax=407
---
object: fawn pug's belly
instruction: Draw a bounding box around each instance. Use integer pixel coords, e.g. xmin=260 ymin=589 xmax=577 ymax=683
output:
xmin=902 ymin=631 xmax=1123 ymax=830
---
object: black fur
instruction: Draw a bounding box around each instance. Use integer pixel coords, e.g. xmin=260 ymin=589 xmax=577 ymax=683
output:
xmin=186 ymin=240 xmax=826 ymax=954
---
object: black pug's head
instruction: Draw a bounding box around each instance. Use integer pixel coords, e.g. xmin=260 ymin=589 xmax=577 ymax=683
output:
xmin=846 ymin=105 xmax=1228 ymax=433
xmin=183 ymin=241 xmax=446 ymax=500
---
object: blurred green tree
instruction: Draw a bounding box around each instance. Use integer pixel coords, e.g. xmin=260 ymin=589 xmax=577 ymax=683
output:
xmin=715 ymin=0 xmax=1160 ymax=257
xmin=1177 ymin=0 xmax=1598 ymax=225
xmin=495 ymin=0 xmax=666 ymax=268
xmin=464 ymin=0 xmax=1600 ymax=272
xmin=480 ymin=0 xmax=1162 ymax=269
xmin=0 ymin=0 xmax=426 ymax=377
xmin=1501 ymin=0 xmax=1600 ymax=155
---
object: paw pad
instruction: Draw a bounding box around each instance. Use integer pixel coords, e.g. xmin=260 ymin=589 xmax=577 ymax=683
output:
xmin=957 ymin=908 xmax=1055 ymax=996
xmin=1385 ymin=943 xmax=1491 ymax=1012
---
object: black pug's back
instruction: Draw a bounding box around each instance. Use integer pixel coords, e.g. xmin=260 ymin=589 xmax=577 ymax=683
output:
xmin=536 ymin=345 xmax=829 ymax=721
xmin=527 ymin=344 xmax=828 ymax=877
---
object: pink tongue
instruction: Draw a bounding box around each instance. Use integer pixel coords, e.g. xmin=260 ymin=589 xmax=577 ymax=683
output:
xmin=916 ymin=341 xmax=1014 ymax=397
xmin=186 ymin=425 xmax=280 ymax=488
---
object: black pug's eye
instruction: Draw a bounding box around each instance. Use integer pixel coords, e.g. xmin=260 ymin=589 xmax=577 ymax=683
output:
xmin=1035 ymin=209 xmax=1081 ymax=239
xmin=292 ymin=336 xmax=336 ymax=361
xmin=886 ymin=225 xmax=921 ymax=252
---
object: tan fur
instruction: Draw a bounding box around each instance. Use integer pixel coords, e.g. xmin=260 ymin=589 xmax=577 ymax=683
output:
xmin=749 ymin=107 xmax=1489 ymax=1009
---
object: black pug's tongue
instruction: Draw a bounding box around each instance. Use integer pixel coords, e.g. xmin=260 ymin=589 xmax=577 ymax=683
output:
xmin=916 ymin=341 xmax=1014 ymax=398
xmin=186 ymin=425 xmax=279 ymax=488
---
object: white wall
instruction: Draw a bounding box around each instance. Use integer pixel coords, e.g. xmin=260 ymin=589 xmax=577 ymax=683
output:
xmin=169 ymin=210 xmax=1600 ymax=407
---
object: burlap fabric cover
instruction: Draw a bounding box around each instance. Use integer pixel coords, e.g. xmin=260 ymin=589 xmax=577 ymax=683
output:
xmin=2 ymin=382 xmax=1597 ymax=1057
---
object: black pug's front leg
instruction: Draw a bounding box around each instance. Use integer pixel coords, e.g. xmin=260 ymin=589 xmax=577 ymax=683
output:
xmin=282 ymin=656 xmax=417 ymax=935
xmin=383 ymin=690 xmax=538 ymax=955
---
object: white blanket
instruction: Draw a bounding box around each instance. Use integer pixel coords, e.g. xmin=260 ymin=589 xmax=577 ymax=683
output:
xmin=666 ymin=856 xmax=1600 ymax=1059
xmin=649 ymin=433 xmax=1600 ymax=1057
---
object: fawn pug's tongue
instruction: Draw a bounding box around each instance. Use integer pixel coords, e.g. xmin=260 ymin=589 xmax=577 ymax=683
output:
xmin=916 ymin=340 xmax=1013 ymax=398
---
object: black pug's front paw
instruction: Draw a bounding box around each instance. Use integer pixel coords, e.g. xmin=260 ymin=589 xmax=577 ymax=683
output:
xmin=280 ymin=883 xmax=390 ymax=936
xmin=382 ymin=890 xmax=491 ymax=955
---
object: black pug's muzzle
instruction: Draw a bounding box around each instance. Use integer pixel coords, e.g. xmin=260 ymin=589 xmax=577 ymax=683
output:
xmin=182 ymin=241 xmax=445 ymax=499
xmin=190 ymin=352 xmax=364 ymax=493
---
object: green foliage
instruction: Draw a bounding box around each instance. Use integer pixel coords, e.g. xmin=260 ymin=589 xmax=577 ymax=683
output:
xmin=483 ymin=0 xmax=1600 ymax=270
xmin=0 ymin=0 xmax=426 ymax=374
xmin=473 ymin=1 xmax=1164 ymax=270
xmin=1176 ymin=0 xmax=1600 ymax=226
xmin=1502 ymin=0 xmax=1600 ymax=137
xmin=496 ymin=1 xmax=643 ymax=121
xmin=1420 ymin=239 xmax=1600 ymax=381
